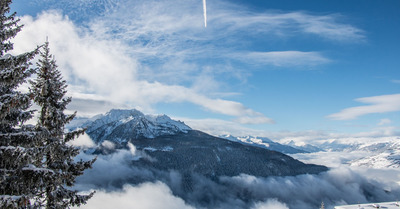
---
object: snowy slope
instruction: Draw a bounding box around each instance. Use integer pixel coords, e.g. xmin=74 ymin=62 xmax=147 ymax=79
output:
xmin=288 ymin=137 xmax=400 ymax=169
xmin=350 ymin=152 xmax=400 ymax=168
xmin=349 ymin=141 xmax=400 ymax=168
xmin=335 ymin=201 xmax=400 ymax=209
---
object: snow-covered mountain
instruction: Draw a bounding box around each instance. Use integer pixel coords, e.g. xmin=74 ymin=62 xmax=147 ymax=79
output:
xmin=72 ymin=109 xmax=400 ymax=169
xmin=306 ymin=138 xmax=400 ymax=154
xmin=286 ymin=137 xmax=400 ymax=169
xmin=285 ymin=140 xmax=324 ymax=153
xmin=350 ymin=152 xmax=400 ymax=168
xmin=219 ymin=135 xmax=308 ymax=154
xmin=349 ymin=141 xmax=400 ymax=168
xmin=73 ymin=109 xmax=328 ymax=178
xmin=81 ymin=109 xmax=191 ymax=144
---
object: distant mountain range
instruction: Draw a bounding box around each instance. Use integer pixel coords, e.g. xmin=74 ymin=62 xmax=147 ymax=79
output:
xmin=219 ymin=135 xmax=308 ymax=154
xmin=70 ymin=109 xmax=400 ymax=170
xmin=71 ymin=109 xmax=328 ymax=178
xmin=216 ymin=134 xmax=400 ymax=169
xmin=347 ymin=141 xmax=400 ymax=168
xmin=288 ymin=138 xmax=400 ymax=169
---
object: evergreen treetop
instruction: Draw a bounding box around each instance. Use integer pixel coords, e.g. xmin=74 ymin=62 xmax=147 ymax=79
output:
xmin=0 ymin=0 xmax=22 ymax=56
xmin=30 ymin=40 xmax=95 ymax=208
xmin=1 ymin=1 xmax=95 ymax=207
xmin=0 ymin=0 xmax=45 ymax=208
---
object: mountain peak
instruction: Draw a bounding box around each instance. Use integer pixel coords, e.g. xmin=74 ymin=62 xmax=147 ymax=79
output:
xmin=106 ymin=108 xmax=145 ymax=118
xmin=82 ymin=109 xmax=191 ymax=144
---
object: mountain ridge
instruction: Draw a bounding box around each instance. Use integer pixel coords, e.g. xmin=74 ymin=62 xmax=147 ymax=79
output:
xmin=73 ymin=109 xmax=328 ymax=178
xmin=81 ymin=109 xmax=191 ymax=144
xmin=219 ymin=135 xmax=308 ymax=154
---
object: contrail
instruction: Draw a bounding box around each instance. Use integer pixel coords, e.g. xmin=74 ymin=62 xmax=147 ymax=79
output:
xmin=203 ymin=0 xmax=207 ymax=27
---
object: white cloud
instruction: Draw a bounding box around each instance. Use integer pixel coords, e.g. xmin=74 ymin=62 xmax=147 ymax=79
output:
xmin=22 ymin=0 xmax=364 ymax=80
xmin=83 ymin=0 xmax=360 ymax=69
xmin=252 ymin=199 xmax=289 ymax=209
xmin=127 ymin=143 xmax=137 ymax=156
xmin=232 ymin=51 xmax=330 ymax=67
xmin=101 ymin=140 xmax=116 ymax=150
xmin=180 ymin=117 xmax=270 ymax=136
xmin=75 ymin=182 xmax=195 ymax=209
xmin=378 ymin=118 xmax=392 ymax=126
xmin=277 ymin=130 xmax=400 ymax=147
xmin=32 ymin=0 xmax=365 ymax=44
xmin=364 ymin=126 xmax=399 ymax=137
xmin=290 ymin=151 xmax=370 ymax=168
xmin=12 ymin=0 xmax=365 ymax=124
xmin=12 ymin=11 xmax=272 ymax=123
xmin=297 ymin=13 xmax=365 ymax=42
xmin=234 ymin=115 xmax=275 ymax=124
xmin=328 ymin=94 xmax=400 ymax=120
xmin=12 ymin=11 xmax=139 ymax=102
xmin=180 ymin=117 xmax=400 ymax=147
xmin=209 ymin=7 xmax=365 ymax=42
xmin=72 ymin=143 xmax=400 ymax=209
xmin=67 ymin=98 xmax=129 ymax=118
xmin=219 ymin=167 xmax=400 ymax=209
xmin=67 ymin=133 xmax=96 ymax=148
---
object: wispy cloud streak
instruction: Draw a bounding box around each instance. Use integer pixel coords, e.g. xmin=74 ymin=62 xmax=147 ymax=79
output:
xmin=203 ymin=0 xmax=207 ymax=27
xmin=328 ymin=94 xmax=400 ymax=120
xmin=232 ymin=51 xmax=330 ymax=67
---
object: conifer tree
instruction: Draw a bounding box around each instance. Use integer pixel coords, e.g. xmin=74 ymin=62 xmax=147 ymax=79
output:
xmin=30 ymin=40 xmax=95 ymax=208
xmin=0 ymin=0 xmax=46 ymax=207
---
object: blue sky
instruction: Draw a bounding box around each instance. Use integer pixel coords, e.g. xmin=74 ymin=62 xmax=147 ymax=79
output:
xmin=10 ymin=0 xmax=400 ymax=140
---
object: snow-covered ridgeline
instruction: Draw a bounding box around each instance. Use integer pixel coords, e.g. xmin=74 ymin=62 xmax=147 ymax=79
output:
xmin=220 ymin=134 xmax=400 ymax=169
xmin=221 ymin=135 xmax=273 ymax=146
xmin=219 ymin=135 xmax=307 ymax=154
xmin=289 ymin=137 xmax=400 ymax=169
xmin=348 ymin=140 xmax=400 ymax=168
xmin=78 ymin=109 xmax=192 ymax=143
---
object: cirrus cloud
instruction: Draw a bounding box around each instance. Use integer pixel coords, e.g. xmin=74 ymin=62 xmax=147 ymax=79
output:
xmin=232 ymin=51 xmax=330 ymax=67
xmin=328 ymin=94 xmax=400 ymax=120
xmin=12 ymin=11 xmax=272 ymax=124
xmin=12 ymin=0 xmax=366 ymax=125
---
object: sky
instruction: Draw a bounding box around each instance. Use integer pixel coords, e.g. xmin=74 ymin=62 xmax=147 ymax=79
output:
xmin=9 ymin=0 xmax=400 ymax=141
